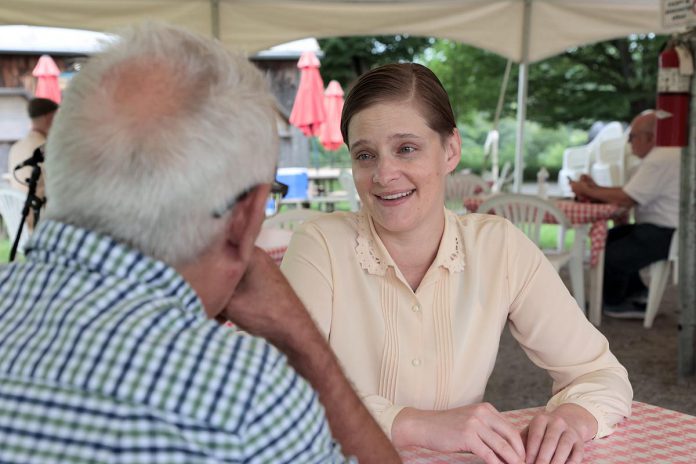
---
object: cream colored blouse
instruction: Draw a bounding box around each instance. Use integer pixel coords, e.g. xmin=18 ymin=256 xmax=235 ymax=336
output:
xmin=281 ymin=209 xmax=632 ymax=439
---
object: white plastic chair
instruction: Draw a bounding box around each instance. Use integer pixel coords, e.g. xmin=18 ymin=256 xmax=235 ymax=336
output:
xmin=478 ymin=194 xmax=585 ymax=310
xmin=0 ymin=187 xmax=29 ymax=253
xmin=643 ymin=230 xmax=679 ymax=328
xmin=591 ymin=136 xmax=628 ymax=187
xmin=446 ymin=172 xmax=490 ymax=213
xmin=262 ymin=208 xmax=325 ymax=231
xmin=558 ymin=121 xmax=624 ymax=196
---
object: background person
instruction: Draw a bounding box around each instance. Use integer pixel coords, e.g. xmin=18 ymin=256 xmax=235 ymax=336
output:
xmin=8 ymin=97 xmax=58 ymax=200
xmin=281 ymin=63 xmax=632 ymax=464
xmin=0 ymin=23 xmax=398 ymax=464
xmin=570 ymin=110 xmax=679 ymax=318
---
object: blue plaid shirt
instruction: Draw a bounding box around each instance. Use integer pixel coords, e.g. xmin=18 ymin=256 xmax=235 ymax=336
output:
xmin=0 ymin=220 xmax=348 ymax=463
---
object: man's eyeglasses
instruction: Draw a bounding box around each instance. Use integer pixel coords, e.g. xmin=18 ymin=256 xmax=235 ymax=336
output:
xmin=212 ymin=180 xmax=289 ymax=218
xmin=271 ymin=179 xmax=289 ymax=198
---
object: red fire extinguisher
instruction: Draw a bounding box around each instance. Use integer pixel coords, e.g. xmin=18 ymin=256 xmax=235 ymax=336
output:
xmin=656 ymin=44 xmax=693 ymax=147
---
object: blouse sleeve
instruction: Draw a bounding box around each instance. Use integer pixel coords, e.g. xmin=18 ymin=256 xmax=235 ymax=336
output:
xmin=280 ymin=224 xmax=405 ymax=436
xmin=280 ymin=224 xmax=334 ymax=338
xmin=503 ymin=221 xmax=633 ymax=439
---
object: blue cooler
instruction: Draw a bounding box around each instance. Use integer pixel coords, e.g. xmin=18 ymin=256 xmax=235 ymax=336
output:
xmin=266 ymin=167 xmax=309 ymax=215
xmin=276 ymin=167 xmax=309 ymax=200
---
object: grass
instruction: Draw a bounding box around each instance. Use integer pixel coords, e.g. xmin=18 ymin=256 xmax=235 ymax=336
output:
xmin=0 ymin=239 xmax=10 ymax=264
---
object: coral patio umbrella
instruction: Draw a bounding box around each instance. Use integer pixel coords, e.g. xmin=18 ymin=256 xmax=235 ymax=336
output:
xmin=32 ymin=54 xmax=61 ymax=103
xmin=289 ymin=51 xmax=326 ymax=167
xmin=319 ymin=80 xmax=344 ymax=152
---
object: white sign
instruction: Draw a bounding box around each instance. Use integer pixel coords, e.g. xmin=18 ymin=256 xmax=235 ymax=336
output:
xmin=662 ymin=0 xmax=696 ymax=29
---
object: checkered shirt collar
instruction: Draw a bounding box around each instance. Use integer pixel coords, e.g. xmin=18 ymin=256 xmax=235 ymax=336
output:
xmin=25 ymin=220 xmax=202 ymax=315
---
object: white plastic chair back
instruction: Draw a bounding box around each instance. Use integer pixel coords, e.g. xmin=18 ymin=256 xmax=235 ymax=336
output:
xmin=446 ymin=173 xmax=490 ymax=213
xmin=643 ymin=230 xmax=679 ymax=328
xmin=558 ymin=121 xmax=624 ymax=196
xmin=478 ymin=194 xmax=570 ymax=246
xmin=477 ymin=193 xmax=585 ymax=310
xmin=592 ymin=122 xmax=624 ymax=146
xmin=263 ymin=208 xmax=325 ymax=231
xmin=591 ymin=136 xmax=627 ymax=187
xmin=0 ymin=187 xmax=29 ymax=252
xmin=558 ymin=146 xmax=591 ymax=196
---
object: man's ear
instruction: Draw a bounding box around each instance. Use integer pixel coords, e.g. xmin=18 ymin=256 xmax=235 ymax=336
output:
xmin=445 ymin=128 xmax=462 ymax=174
xmin=224 ymin=184 xmax=271 ymax=263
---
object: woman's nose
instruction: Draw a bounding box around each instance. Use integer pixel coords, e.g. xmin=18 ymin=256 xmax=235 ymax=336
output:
xmin=372 ymin=156 xmax=400 ymax=185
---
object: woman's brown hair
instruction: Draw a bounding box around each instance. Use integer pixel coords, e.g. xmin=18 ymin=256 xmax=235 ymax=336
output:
xmin=340 ymin=63 xmax=457 ymax=147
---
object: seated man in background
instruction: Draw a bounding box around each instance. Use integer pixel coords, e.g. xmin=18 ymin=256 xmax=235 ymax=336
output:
xmin=8 ymin=97 xmax=58 ymax=200
xmin=0 ymin=23 xmax=398 ymax=463
xmin=570 ymin=110 xmax=679 ymax=318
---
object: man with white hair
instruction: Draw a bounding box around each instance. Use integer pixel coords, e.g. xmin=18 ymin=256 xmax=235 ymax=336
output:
xmin=0 ymin=23 xmax=399 ymax=463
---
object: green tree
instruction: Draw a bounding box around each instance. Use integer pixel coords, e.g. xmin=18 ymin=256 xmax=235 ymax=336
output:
xmin=426 ymin=34 xmax=668 ymax=129
xmin=317 ymin=35 xmax=432 ymax=89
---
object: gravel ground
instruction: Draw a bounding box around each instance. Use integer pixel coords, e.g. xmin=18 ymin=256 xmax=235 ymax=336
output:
xmin=484 ymin=278 xmax=696 ymax=415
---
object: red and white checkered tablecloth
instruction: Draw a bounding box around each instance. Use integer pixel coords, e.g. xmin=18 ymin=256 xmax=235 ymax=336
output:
xmin=463 ymin=197 xmax=627 ymax=267
xmin=262 ymin=245 xmax=287 ymax=266
xmin=400 ymin=401 xmax=696 ymax=463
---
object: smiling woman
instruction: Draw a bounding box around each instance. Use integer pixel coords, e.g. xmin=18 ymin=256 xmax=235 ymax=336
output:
xmin=281 ymin=63 xmax=632 ymax=464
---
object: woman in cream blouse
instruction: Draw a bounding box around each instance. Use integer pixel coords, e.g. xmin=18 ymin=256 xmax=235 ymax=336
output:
xmin=281 ymin=63 xmax=632 ymax=464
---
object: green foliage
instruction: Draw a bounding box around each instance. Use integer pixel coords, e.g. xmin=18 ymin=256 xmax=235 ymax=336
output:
xmin=317 ymin=35 xmax=433 ymax=89
xmin=457 ymin=113 xmax=586 ymax=181
xmin=425 ymin=34 xmax=667 ymax=129
xmin=314 ymin=33 xmax=665 ymax=181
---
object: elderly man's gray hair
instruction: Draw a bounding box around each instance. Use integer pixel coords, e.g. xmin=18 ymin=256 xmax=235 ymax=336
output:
xmin=44 ymin=22 xmax=279 ymax=265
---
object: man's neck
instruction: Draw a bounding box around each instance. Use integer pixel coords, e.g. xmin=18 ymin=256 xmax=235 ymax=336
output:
xmin=31 ymin=126 xmax=48 ymax=138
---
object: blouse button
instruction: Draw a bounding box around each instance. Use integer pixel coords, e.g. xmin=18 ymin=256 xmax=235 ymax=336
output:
xmin=412 ymin=303 xmax=421 ymax=313
xmin=411 ymin=358 xmax=422 ymax=367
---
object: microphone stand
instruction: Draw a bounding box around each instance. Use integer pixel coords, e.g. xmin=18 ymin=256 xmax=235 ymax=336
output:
xmin=10 ymin=157 xmax=44 ymax=262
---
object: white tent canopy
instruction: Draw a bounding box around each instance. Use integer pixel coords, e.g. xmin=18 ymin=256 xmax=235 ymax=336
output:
xmin=0 ymin=0 xmax=672 ymax=189
xmin=0 ymin=1 xmax=669 ymax=61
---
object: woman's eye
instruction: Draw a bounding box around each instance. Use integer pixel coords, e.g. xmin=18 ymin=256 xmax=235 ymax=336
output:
xmin=354 ymin=152 xmax=374 ymax=161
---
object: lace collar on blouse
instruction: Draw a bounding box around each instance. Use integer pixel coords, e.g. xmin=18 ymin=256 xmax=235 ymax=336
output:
xmin=353 ymin=209 xmax=465 ymax=276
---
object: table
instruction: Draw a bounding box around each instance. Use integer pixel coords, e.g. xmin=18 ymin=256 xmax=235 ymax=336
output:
xmin=401 ymin=401 xmax=696 ymax=463
xmin=463 ymin=196 xmax=627 ymax=326
xmin=256 ymin=227 xmax=291 ymax=265
xmin=307 ymin=167 xmax=342 ymax=196
xmin=263 ymin=245 xmax=287 ymax=265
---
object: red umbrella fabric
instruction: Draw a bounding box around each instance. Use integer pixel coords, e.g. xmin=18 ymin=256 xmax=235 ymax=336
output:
xmin=319 ymin=80 xmax=345 ymax=151
xmin=32 ymin=54 xmax=61 ymax=103
xmin=289 ymin=51 xmax=325 ymax=137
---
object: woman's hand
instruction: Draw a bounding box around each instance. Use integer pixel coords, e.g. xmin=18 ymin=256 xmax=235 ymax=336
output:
xmin=522 ymin=403 xmax=597 ymax=464
xmin=393 ymin=403 xmax=526 ymax=464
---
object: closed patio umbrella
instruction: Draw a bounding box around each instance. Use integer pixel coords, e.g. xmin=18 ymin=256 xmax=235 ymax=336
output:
xmin=319 ymin=80 xmax=344 ymax=152
xmin=290 ymin=50 xmax=325 ymax=167
xmin=289 ymin=50 xmax=325 ymax=137
xmin=32 ymin=54 xmax=61 ymax=103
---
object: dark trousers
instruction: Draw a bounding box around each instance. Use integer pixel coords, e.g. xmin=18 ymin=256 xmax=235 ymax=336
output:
xmin=603 ymin=223 xmax=675 ymax=305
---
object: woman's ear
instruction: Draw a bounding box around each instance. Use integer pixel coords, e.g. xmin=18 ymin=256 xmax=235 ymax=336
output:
xmin=444 ymin=128 xmax=462 ymax=174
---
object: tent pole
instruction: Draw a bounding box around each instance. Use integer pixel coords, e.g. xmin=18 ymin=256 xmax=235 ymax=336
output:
xmin=678 ymin=32 xmax=696 ymax=379
xmin=513 ymin=0 xmax=532 ymax=193
xmin=210 ymin=0 xmax=220 ymax=39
